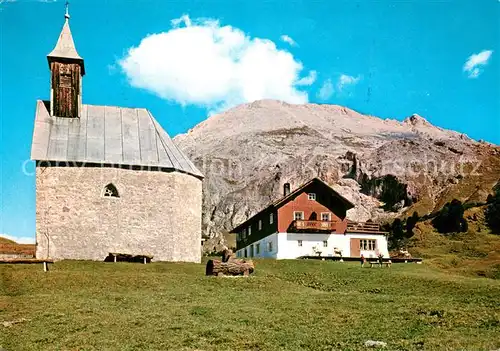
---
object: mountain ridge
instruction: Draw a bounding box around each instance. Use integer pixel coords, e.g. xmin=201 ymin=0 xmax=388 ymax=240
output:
xmin=173 ymin=99 xmax=499 ymax=249
xmin=176 ymin=99 xmax=472 ymax=145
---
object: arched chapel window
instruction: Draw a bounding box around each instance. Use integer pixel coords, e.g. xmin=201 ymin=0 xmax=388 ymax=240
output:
xmin=103 ymin=183 xmax=119 ymax=198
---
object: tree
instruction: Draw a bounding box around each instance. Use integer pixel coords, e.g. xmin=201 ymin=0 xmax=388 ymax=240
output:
xmin=406 ymin=211 xmax=419 ymax=238
xmin=485 ymin=188 xmax=500 ymax=234
xmin=487 ymin=194 xmax=494 ymax=203
xmin=387 ymin=218 xmax=408 ymax=249
xmin=432 ymin=199 xmax=467 ymax=234
xmin=391 ymin=218 xmax=405 ymax=240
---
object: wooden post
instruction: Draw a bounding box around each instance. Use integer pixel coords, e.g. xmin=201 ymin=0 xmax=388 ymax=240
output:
xmin=43 ymin=261 xmax=48 ymax=272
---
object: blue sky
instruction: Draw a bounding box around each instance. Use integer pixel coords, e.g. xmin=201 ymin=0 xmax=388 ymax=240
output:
xmin=0 ymin=0 xmax=499 ymax=243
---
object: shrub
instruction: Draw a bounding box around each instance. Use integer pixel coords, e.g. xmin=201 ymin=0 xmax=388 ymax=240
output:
xmin=387 ymin=218 xmax=406 ymax=249
xmin=391 ymin=218 xmax=405 ymax=240
xmin=432 ymin=199 xmax=468 ymax=234
xmin=406 ymin=211 xmax=419 ymax=238
xmin=485 ymin=188 xmax=500 ymax=234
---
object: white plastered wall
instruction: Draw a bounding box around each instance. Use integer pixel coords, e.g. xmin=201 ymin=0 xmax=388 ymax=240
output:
xmin=236 ymin=232 xmax=389 ymax=260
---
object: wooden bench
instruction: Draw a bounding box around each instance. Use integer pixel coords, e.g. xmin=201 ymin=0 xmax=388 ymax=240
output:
xmin=107 ymin=253 xmax=153 ymax=264
xmin=0 ymin=258 xmax=54 ymax=271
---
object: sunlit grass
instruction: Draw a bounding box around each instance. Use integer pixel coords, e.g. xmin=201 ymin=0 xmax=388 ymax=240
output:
xmin=1 ymin=259 xmax=499 ymax=350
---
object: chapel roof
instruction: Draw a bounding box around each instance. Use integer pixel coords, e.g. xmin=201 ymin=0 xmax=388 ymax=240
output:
xmin=30 ymin=100 xmax=203 ymax=178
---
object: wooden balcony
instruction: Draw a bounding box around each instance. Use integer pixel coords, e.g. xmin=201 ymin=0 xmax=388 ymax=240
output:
xmin=346 ymin=221 xmax=385 ymax=234
xmin=291 ymin=220 xmax=337 ymax=232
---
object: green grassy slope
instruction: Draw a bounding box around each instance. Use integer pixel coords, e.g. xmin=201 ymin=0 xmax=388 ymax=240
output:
xmin=405 ymin=206 xmax=500 ymax=279
xmin=1 ymin=260 xmax=499 ymax=351
xmin=405 ymin=146 xmax=500 ymax=216
xmin=0 ymin=237 xmax=16 ymax=245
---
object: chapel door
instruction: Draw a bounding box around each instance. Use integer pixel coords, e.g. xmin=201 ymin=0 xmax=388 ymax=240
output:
xmin=350 ymin=239 xmax=361 ymax=257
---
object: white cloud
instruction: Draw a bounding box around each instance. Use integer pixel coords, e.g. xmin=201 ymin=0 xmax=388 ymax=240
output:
xmin=463 ymin=50 xmax=493 ymax=78
xmin=296 ymin=70 xmax=317 ymax=86
xmin=317 ymin=79 xmax=334 ymax=100
xmin=119 ymin=15 xmax=316 ymax=113
xmin=280 ymin=35 xmax=297 ymax=47
xmin=317 ymin=74 xmax=361 ymax=101
xmin=171 ymin=14 xmax=192 ymax=27
xmin=337 ymin=74 xmax=361 ymax=91
xmin=0 ymin=234 xmax=35 ymax=244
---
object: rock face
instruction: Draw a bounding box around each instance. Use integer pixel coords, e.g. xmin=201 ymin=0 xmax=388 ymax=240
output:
xmin=174 ymin=100 xmax=500 ymax=247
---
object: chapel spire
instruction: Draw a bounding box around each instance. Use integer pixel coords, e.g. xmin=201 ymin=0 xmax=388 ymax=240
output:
xmin=47 ymin=2 xmax=84 ymax=118
xmin=47 ymin=1 xmax=85 ymax=74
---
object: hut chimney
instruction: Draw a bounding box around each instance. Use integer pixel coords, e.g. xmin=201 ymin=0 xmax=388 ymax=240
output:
xmin=283 ymin=183 xmax=291 ymax=197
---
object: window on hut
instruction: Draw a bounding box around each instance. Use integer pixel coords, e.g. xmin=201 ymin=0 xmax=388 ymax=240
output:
xmin=269 ymin=213 xmax=274 ymax=224
xmin=369 ymin=240 xmax=376 ymax=250
xmin=308 ymin=193 xmax=316 ymax=200
xmin=258 ymin=220 xmax=262 ymax=230
xmin=360 ymin=239 xmax=376 ymax=251
xmin=298 ymin=240 xmax=303 ymax=247
xmin=294 ymin=211 xmax=304 ymax=221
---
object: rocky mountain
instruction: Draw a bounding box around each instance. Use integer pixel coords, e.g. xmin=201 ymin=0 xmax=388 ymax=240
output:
xmin=174 ymin=100 xmax=500 ymax=249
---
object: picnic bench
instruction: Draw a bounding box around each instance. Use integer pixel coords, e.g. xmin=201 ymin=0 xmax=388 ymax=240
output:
xmin=368 ymin=260 xmax=392 ymax=268
xmin=0 ymin=258 xmax=54 ymax=271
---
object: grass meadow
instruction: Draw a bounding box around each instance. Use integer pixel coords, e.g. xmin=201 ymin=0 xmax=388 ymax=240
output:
xmin=1 ymin=259 xmax=499 ymax=351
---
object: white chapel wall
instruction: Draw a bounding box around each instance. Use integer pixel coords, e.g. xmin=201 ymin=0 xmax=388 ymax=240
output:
xmin=35 ymin=165 xmax=202 ymax=262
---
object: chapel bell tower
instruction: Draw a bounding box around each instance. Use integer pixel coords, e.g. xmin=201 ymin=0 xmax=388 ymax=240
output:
xmin=47 ymin=3 xmax=85 ymax=118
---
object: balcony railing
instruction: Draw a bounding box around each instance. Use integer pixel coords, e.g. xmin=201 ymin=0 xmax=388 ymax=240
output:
xmin=292 ymin=220 xmax=337 ymax=232
xmin=346 ymin=221 xmax=384 ymax=234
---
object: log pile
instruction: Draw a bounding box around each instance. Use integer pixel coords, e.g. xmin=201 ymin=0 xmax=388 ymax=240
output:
xmin=206 ymin=249 xmax=255 ymax=276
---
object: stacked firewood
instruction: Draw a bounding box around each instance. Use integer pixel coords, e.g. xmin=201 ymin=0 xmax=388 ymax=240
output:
xmin=205 ymin=249 xmax=255 ymax=276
